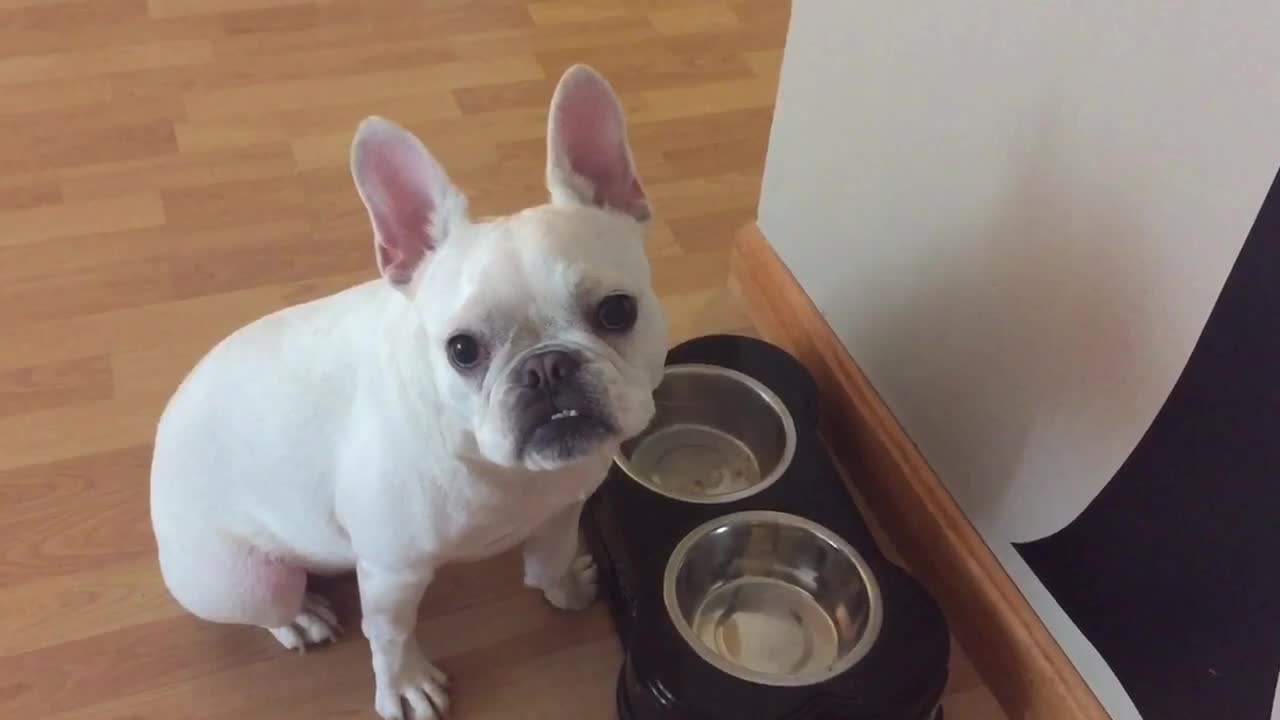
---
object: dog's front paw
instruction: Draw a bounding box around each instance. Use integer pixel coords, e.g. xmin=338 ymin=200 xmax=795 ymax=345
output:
xmin=542 ymin=554 xmax=598 ymax=611
xmin=374 ymin=645 xmax=451 ymax=720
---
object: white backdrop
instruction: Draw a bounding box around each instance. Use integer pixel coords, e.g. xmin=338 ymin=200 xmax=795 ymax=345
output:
xmin=758 ymin=2 xmax=1280 ymax=717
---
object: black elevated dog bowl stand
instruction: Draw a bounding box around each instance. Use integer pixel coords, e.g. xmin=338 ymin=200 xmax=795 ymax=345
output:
xmin=584 ymin=334 xmax=950 ymax=720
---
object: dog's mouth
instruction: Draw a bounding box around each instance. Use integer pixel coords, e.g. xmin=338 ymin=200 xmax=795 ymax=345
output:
xmin=530 ymin=405 xmax=613 ymax=438
xmin=519 ymin=402 xmax=617 ymax=464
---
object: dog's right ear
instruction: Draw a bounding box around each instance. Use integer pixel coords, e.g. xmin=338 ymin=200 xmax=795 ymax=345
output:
xmin=546 ymin=65 xmax=650 ymax=223
xmin=351 ymin=116 xmax=467 ymax=289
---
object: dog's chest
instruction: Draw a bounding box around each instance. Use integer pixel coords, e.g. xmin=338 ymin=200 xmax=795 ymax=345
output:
xmin=442 ymin=511 xmax=543 ymax=561
xmin=427 ymin=466 xmax=600 ymax=561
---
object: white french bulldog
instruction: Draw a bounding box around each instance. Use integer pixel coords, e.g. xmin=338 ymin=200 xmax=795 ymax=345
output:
xmin=149 ymin=65 xmax=667 ymax=720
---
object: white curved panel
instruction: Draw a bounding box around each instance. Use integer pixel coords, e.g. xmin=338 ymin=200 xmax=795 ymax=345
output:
xmin=758 ymin=2 xmax=1280 ymax=716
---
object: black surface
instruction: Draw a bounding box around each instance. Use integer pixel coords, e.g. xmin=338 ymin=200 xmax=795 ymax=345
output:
xmin=618 ymin=561 xmax=948 ymax=720
xmin=585 ymin=334 xmax=951 ymax=720
xmin=1016 ymin=169 xmax=1280 ymax=719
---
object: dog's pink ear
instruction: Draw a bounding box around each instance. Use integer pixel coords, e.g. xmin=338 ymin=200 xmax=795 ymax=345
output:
xmin=351 ymin=116 xmax=467 ymax=287
xmin=546 ymin=65 xmax=650 ymax=223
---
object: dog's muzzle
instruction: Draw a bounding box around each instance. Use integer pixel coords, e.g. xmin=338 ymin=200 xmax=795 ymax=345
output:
xmin=510 ymin=348 xmax=617 ymax=462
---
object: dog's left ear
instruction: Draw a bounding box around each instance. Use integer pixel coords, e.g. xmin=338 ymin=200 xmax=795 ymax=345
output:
xmin=351 ymin=116 xmax=467 ymax=290
xmin=546 ymin=65 xmax=650 ymax=223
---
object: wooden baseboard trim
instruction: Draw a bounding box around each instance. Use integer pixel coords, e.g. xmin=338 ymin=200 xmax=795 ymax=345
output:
xmin=728 ymin=223 xmax=1110 ymax=720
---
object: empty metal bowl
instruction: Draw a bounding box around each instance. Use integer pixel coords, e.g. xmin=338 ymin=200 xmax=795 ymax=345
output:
xmin=664 ymin=511 xmax=883 ymax=687
xmin=616 ymin=364 xmax=796 ymax=503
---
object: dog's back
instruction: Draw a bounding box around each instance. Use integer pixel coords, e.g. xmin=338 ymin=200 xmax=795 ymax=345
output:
xmin=150 ymin=280 xmax=390 ymax=572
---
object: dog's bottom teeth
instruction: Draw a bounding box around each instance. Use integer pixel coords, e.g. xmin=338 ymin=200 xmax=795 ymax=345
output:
xmin=550 ymin=409 xmax=581 ymax=421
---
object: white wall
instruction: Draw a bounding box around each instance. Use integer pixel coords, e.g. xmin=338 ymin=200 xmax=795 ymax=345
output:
xmin=758 ymin=3 xmax=1280 ymax=718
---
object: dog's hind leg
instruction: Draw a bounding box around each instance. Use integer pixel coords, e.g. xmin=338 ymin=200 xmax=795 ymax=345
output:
xmin=157 ymin=536 xmax=341 ymax=652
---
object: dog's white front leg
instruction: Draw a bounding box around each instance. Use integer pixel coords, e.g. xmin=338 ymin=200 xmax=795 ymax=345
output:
xmin=522 ymin=500 xmax=598 ymax=611
xmin=358 ymin=560 xmax=449 ymax=720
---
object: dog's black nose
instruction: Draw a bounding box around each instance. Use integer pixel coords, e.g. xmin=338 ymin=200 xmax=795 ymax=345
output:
xmin=518 ymin=350 xmax=581 ymax=391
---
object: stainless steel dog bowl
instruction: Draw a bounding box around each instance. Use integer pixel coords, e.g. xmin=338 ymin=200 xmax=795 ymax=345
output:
xmin=616 ymin=364 xmax=796 ymax=503
xmin=664 ymin=511 xmax=883 ymax=687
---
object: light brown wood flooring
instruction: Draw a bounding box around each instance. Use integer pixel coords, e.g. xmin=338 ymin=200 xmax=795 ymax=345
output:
xmin=0 ymin=1 xmax=1003 ymax=717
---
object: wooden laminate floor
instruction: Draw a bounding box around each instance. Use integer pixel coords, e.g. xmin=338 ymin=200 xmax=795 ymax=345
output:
xmin=0 ymin=1 xmax=1004 ymax=718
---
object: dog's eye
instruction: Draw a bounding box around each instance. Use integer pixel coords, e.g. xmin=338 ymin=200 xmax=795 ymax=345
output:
xmin=595 ymin=294 xmax=638 ymax=332
xmin=446 ymin=334 xmax=482 ymax=369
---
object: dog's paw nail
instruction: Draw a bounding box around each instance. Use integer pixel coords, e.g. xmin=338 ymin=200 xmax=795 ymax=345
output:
xmin=374 ymin=653 xmax=450 ymax=719
xmin=268 ymin=593 xmax=342 ymax=652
